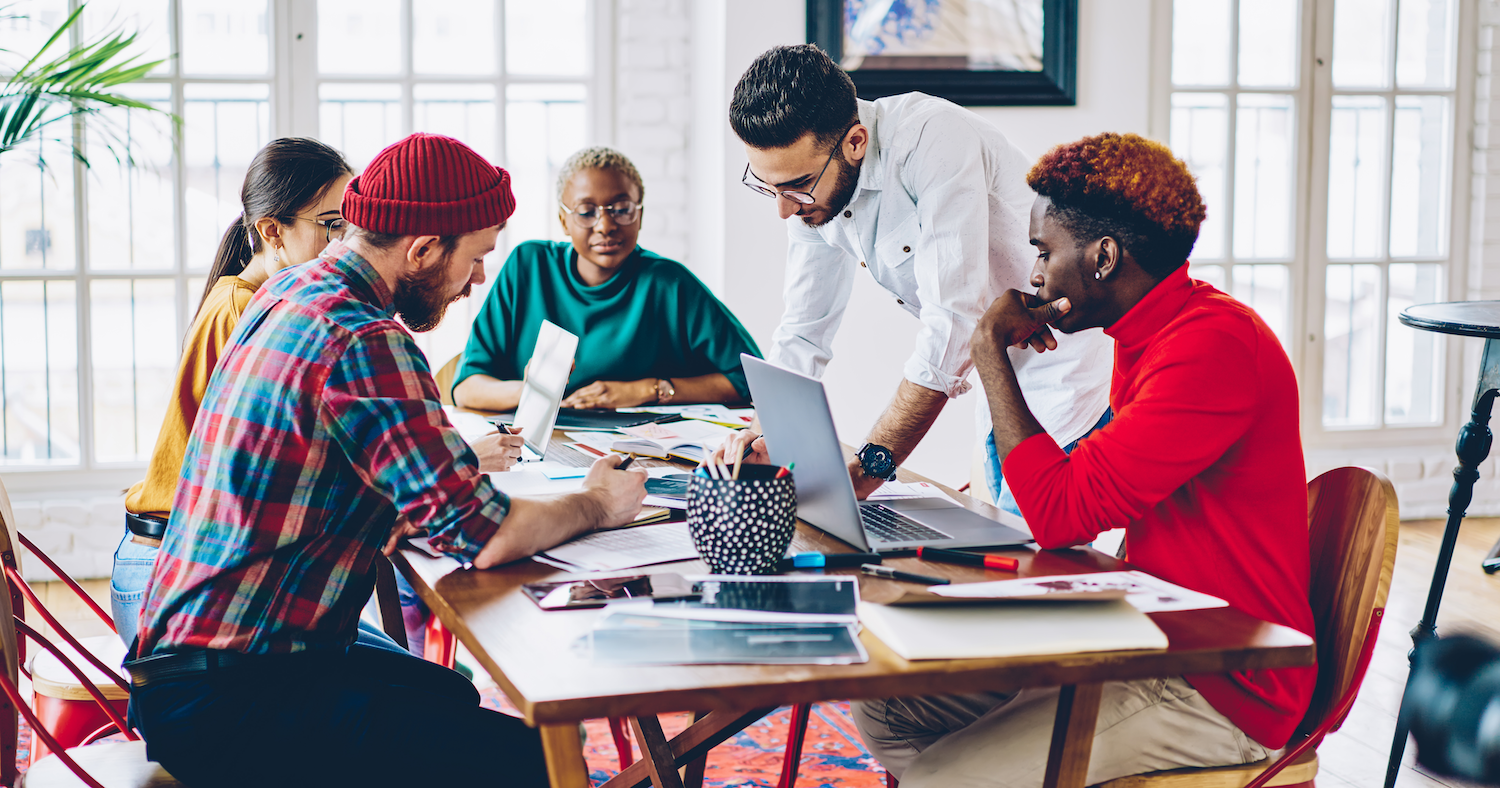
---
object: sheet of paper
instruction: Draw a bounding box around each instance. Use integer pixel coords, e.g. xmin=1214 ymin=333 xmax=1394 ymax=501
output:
xmin=443 ymin=406 xmax=501 ymax=444
xmin=867 ymin=480 xmax=958 ymax=505
xmin=537 ymin=522 xmax=700 ymax=572
xmin=619 ymin=419 xmax=736 ymax=444
xmin=565 ymin=431 xmax=624 ymax=453
xmin=618 ymin=405 xmax=757 ymax=428
xmin=929 ymin=570 xmax=1228 ymax=614
xmin=487 ymin=469 xmax=586 ymax=497
xmin=643 ymin=494 xmax=688 ymax=510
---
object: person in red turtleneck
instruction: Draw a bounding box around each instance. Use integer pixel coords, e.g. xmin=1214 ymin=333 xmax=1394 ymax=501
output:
xmin=852 ymin=133 xmax=1315 ymax=788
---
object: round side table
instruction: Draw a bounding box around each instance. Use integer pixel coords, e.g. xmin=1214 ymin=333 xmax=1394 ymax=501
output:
xmin=1384 ymin=301 xmax=1500 ymax=786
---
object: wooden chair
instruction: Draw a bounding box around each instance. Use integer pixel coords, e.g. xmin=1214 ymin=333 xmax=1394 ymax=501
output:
xmin=434 ymin=353 xmax=461 ymax=407
xmin=1096 ymin=466 xmax=1399 ymax=788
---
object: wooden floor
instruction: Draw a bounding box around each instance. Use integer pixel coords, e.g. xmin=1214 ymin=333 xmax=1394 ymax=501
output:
xmin=29 ymin=517 xmax=1500 ymax=787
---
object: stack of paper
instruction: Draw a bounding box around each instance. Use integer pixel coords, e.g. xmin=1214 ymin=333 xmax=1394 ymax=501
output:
xmin=610 ymin=419 xmax=738 ymax=462
xmin=618 ymin=404 xmax=757 ymax=429
xmin=535 ymin=522 xmax=700 ymax=572
xmin=587 ymin=576 xmax=868 ymax=665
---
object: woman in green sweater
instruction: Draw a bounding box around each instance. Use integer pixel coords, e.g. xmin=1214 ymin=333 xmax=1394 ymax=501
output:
xmin=453 ymin=147 xmax=760 ymax=410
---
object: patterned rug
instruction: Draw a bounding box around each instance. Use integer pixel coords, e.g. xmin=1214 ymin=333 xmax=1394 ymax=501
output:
xmin=13 ymin=692 xmax=889 ymax=787
xmin=480 ymin=688 xmax=889 ymax=787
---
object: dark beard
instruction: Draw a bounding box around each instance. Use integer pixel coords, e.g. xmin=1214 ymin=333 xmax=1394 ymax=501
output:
xmin=394 ymin=252 xmax=470 ymax=333
xmin=802 ymin=154 xmax=861 ymax=228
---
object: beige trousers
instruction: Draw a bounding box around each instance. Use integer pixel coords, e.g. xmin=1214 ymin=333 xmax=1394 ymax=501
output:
xmin=852 ymin=676 xmax=1269 ymax=788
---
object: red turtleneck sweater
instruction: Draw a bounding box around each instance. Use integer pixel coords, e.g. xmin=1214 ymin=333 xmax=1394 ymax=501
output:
xmin=1003 ymin=264 xmax=1316 ymax=749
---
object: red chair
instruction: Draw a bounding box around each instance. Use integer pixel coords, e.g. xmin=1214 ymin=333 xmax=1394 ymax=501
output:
xmin=0 ymin=478 xmax=179 ymax=786
xmin=0 ymin=501 xmax=132 ymax=767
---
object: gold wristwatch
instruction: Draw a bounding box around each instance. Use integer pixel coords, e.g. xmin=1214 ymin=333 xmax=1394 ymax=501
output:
xmin=656 ymin=377 xmax=676 ymax=404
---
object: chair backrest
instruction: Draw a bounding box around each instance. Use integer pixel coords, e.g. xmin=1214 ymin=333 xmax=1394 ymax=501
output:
xmin=1300 ymin=466 xmax=1399 ymax=734
xmin=434 ymin=353 xmax=461 ymax=407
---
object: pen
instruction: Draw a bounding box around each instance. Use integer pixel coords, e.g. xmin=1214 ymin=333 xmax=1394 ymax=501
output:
xmin=496 ymin=422 xmax=513 ymax=434
xmin=774 ymin=461 xmax=795 ymax=480
xmin=617 ymin=455 xmax=635 ymax=471
xmin=779 ymin=552 xmax=882 ymax=570
xmin=916 ymin=546 xmax=1019 ymax=572
xmin=859 ymin=563 xmax=950 ymax=585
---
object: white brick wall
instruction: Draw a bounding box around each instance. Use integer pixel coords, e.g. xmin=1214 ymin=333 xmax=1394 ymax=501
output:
xmin=613 ymin=0 xmax=692 ymax=264
xmin=11 ymin=494 xmax=124 ymax=582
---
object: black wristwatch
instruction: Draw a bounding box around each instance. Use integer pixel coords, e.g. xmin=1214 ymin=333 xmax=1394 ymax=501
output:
xmin=857 ymin=443 xmax=899 ymax=481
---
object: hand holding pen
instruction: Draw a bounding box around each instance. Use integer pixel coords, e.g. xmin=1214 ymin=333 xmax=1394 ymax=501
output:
xmin=474 ymin=423 xmax=525 ymax=473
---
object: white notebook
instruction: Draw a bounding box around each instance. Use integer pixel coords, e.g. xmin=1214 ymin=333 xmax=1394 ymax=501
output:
xmin=857 ymin=598 xmax=1169 ymax=661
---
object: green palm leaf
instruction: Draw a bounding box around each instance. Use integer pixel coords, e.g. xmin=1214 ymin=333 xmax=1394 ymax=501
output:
xmin=0 ymin=2 xmax=176 ymax=170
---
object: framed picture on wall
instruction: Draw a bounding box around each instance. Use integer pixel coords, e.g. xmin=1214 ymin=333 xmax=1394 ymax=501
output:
xmin=807 ymin=0 xmax=1077 ymax=106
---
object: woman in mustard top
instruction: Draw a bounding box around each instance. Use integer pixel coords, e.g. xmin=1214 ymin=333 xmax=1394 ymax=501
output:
xmin=112 ymin=138 xmax=354 ymax=648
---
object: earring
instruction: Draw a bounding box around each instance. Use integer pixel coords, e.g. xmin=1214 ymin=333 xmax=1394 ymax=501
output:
xmin=1094 ymin=271 xmax=1101 ymax=280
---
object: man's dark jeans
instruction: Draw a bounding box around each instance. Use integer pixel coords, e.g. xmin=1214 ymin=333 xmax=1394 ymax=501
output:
xmin=128 ymin=632 xmax=549 ymax=787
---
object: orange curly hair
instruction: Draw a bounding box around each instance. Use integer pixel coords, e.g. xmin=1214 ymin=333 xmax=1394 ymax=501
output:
xmin=1027 ymin=133 xmax=1205 ymax=275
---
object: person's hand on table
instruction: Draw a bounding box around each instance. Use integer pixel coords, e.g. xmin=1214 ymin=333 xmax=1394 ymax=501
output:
xmin=582 ymin=453 xmax=649 ymax=528
xmin=710 ymin=430 xmax=769 ymax=466
xmin=974 ymin=290 xmax=1071 ymax=354
xmin=560 ymin=379 xmax=656 ymax=410
xmin=471 ymin=427 xmax=525 ymax=472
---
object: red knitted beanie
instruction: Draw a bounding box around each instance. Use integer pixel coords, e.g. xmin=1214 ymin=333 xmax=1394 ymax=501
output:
xmin=342 ymin=133 xmax=516 ymax=236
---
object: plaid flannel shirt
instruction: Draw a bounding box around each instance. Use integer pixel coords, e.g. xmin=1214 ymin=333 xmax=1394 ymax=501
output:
xmin=137 ymin=242 xmax=509 ymax=657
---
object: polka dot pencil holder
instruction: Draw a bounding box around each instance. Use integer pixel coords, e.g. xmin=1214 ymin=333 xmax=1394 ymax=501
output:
xmin=685 ymin=465 xmax=797 ymax=575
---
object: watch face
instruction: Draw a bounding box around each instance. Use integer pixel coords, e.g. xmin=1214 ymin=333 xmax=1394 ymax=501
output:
xmin=860 ymin=444 xmax=896 ymax=479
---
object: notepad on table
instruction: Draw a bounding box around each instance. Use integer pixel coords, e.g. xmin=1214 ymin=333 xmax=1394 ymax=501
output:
xmin=858 ymin=598 xmax=1168 ymax=661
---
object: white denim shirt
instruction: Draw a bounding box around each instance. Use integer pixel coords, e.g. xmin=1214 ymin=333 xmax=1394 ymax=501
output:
xmin=768 ymin=93 xmax=1113 ymax=447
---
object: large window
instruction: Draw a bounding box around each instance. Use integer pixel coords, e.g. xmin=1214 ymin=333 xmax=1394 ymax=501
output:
xmin=1157 ymin=0 xmax=1468 ymax=447
xmin=0 ymin=0 xmax=602 ymax=487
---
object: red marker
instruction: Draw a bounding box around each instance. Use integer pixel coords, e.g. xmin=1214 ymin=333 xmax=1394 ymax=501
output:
xmin=916 ymin=546 xmax=1019 ymax=572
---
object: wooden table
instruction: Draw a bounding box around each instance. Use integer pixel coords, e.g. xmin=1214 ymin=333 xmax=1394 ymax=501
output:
xmin=394 ymin=441 xmax=1314 ymax=788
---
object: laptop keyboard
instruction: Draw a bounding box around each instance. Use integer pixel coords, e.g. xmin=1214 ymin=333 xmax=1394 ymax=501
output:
xmin=860 ymin=504 xmax=950 ymax=543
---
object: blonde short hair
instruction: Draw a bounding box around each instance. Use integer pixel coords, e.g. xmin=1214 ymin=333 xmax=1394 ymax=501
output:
xmin=555 ymin=146 xmax=645 ymax=204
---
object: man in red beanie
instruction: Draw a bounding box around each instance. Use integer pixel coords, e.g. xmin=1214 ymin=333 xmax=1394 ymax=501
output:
xmin=126 ymin=133 xmax=646 ymax=788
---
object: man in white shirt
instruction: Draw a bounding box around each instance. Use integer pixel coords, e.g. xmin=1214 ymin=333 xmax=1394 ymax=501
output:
xmin=719 ymin=44 xmax=1111 ymax=504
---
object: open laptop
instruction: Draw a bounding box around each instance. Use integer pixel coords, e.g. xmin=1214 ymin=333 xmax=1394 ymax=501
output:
xmin=742 ymin=355 xmax=1033 ymax=552
xmin=509 ymin=320 xmax=579 ymax=463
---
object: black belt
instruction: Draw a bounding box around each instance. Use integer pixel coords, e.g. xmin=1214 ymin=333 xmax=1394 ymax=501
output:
xmin=124 ymin=649 xmax=259 ymax=687
xmin=125 ymin=511 xmax=168 ymax=540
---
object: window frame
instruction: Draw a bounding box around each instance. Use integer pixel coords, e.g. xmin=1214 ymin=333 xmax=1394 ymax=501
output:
xmin=0 ymin=0 xmax=610 ymax=496
xmin=1149 ymin=0 xmax=1477 ymax=453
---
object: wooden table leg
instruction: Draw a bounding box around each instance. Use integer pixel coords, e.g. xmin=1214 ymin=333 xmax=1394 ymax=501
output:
xmin=540 ymin=723 xmax=590 ymax=788
xmin=1042 ymin=682 xmax=1104 ymax=788
xmin=682 ymin=711 xmax=709 ymax=788
xmin=631 ymin=715 xmax=687 ymax=788
xmin=601 ymin=708 xmax=774 ymax=788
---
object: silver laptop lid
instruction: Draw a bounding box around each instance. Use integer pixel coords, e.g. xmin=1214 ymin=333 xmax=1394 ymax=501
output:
xmin=741 ymin=355 xmax=872 ymax=552
xmin=512 ymin=320 xmax=579 ymax=459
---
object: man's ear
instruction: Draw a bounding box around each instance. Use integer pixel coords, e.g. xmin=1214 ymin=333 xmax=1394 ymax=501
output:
xmin=406 ymin=235 xmax=443 ymax=270
xmin=1096 ymin=237 xmax=1122 ymax=280
xmin=845 ymin=123 xmax=870 ymax=164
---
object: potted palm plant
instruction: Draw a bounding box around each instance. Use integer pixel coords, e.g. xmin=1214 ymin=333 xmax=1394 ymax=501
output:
xmin=1 ymin=2 xmax=173 ymax=168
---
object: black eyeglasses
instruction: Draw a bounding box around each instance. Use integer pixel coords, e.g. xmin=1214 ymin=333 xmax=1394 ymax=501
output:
xmin=559 ymin=200 xmax=642 ymax=228
xmin=294 ymin=216 xmax=348 ymax=243
xmin=742 ymin=126 xmax=852 ymax=205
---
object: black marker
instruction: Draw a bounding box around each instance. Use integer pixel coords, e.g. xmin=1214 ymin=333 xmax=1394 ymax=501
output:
xmin=859 ymin=563 xmax=950 ymax=586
